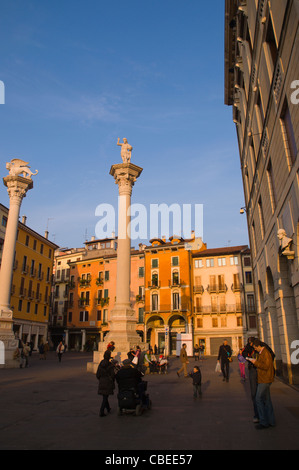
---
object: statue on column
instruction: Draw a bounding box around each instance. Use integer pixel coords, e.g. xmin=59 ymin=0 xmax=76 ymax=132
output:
xmin=6 ymin=159 xmax=38 ymax=179
xmin=117 ymin=138 xmax=133 ymax=163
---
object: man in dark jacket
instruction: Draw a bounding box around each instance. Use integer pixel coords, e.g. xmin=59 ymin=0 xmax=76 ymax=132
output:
xmin=217 ymin=340 xmax=232 ymax=382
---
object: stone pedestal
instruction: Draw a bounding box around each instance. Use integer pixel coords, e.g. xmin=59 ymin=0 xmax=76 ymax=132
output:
xmin=0 ymin=174 xmax=34 ymax=368
xmin=87 ymin=162 xmax=148 ymax=373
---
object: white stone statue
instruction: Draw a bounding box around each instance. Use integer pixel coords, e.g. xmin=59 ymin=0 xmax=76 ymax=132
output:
xmin=277 ymin=228 xmax=294 ymax=259
xmin=117 ymin=138 xmax=133 ymax=163
xmin=6 ymin=159 xmax=38 ymax=179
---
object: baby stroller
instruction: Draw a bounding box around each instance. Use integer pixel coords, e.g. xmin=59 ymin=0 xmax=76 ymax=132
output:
xmin=117 ymin=381 xmax=152 ymax=416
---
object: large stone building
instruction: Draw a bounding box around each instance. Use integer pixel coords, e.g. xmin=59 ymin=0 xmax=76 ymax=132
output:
xmin=225 ymin=0 xmax=299 ymax=383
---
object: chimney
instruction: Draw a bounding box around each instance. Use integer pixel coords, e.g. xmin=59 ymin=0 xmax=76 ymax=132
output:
xmin=44 ymin=231 xmax=49 ymax=239
xmin=22 ymin=215 xmax=27 ymax=225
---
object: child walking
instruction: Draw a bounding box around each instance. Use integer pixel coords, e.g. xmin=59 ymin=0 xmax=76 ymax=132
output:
xmin=189 ymin=366 xmax=202 ymax=398
xmin=238 ymin=348 xmax=246 ymax=381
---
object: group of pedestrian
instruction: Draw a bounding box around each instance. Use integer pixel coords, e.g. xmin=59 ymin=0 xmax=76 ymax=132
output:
xmin=96 ymin=343 xmax=146 ymax=417
xmin=176 ymin=338 xmax=276 ymax=430
xmin=15 ymin=339 xmax=30 ymax=368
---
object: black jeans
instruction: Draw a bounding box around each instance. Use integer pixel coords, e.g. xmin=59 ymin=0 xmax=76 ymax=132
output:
xmin=100 ymin=395 xmax=110 ymax=415
xmin=221 ymin=360 xmax=229 ymax=379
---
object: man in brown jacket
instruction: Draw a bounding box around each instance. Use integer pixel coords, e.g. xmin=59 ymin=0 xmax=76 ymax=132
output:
xmin=248 ymin=339 xmax=276 ymax=429
xmin=177 ymin=344 xmax=189 ymax=378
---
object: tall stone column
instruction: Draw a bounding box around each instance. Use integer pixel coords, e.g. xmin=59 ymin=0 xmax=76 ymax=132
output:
xmin=0 ymin=163 xmax=36 ymax=368
xmin=87 ymin=141 xmax=148 ymax=372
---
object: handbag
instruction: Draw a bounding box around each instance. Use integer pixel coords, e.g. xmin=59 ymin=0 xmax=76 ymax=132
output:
xmin=132 ymin=356 xmax=138 ymax=365
xmin=215 ymin=362 xmax=221 ymax=373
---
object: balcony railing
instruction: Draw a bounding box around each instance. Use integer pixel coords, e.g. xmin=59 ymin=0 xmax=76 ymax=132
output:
xmin=148 ymin=281 xmax=161 ymax=289
xmin=149 ymin=302 xmax=189 ymax=313
xmin=194 ymin=303 xmax=243 ymax=314
xmin=169 ymin=280 xmax=181 ymax=288
xmin=207 ymin=284 xmax=228 ymax=294
xmin=193 ymin=285 xmax=204 ymax=294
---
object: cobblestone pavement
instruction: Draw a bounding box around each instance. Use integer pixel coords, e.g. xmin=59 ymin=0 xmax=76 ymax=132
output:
xmin=0 ymin=351 xmax=298 ymax=451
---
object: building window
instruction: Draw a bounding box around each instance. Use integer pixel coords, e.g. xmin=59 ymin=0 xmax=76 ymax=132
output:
xmin=212 ymin=317 xmax=218 ymax=328
xmin=244 ymin=256 xmax=251 ymax=267
xmin=258 ymin=197 xmax=265 ymax=239
xmin=103 ymin=309 xmax=108 ymax=323
xmin=264 ymin=14 xmax=278 ymax=76
xmin=172 ymin=292 xmax=180 ymax=310
xmin=247 ymin=294 xmax=255 ymax=313
xmin=237 ymin=316 xmax=243 ymax=327
xmin=221 ymin=316 xmax=227 ymax=327
xmin=18 ymin=299 xmax=22 ymax=311
xmin=152 ymin=294 xmax=158 ymax=311
xmin=97 ymin=310 xmax=101 ymax=321
xmin=79 ymin=311 xmax=89 ymax=322
xmin=206 ymin=258 xmax=214 ymax=267
xmin=138 ymin=308 xmax=144 ymax=323
xmin=249 ymin=315 xmax=257 ymax=329
xmin=230 ymin=256 xmax=239 ymax=265
xmin=105 ymin=271 xmax=109 ymax=281
xmin=172 ymin=271 xmax=179 ymax=285
xmin=152 ymin=258 xmax=158 ymax=268
xmin=197 ymin=318 xmax=203 ymax=328
xmin=194 ymin=259 xmax=203 ymax=268
xmin=26 ymin=302 xmax=30 ymax=314
xmin=2 ymin=215 xmax=7 ymax=227
xmin=151 ymin=273 xmax=159 ymax=287
xmin=138 ymin=267 xmax=144 ymax=278
xmin=245 ymin=271 xmax=253 ymax=284
xmin=218 ymin=257 xmax=226 ymax=266
xmin=68 ymin=312 xmax=72 ymax=322
xmin=280 ymin=98 xmax=297 ymax=167
xmin=171 ymin=256 xmax=179 ymax=266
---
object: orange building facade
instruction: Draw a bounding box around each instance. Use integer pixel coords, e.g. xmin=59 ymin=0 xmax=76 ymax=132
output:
xmin=61 ymin=238 xmax=145 ymax=350
xmin=144 ymin=236 xmax=207 ymax=354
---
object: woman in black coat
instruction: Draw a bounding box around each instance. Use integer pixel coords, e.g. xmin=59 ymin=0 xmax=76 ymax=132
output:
xmin=96 ymin=350 xmax=115 ymax=417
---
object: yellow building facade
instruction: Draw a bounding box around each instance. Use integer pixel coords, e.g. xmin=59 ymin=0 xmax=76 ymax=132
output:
xmin=0 ymin=204 xmax=58 ymax=349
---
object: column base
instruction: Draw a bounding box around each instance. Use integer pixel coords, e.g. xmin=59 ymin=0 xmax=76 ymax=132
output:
xmin=87 ymin=303 xmax=148 ymax=373
xmin=0 ymin=306 xmax=19 ymax=368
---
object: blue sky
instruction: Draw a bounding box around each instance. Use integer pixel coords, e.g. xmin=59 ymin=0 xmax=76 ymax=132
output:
xmin=0 ymin=0 xmax=248 ymax=249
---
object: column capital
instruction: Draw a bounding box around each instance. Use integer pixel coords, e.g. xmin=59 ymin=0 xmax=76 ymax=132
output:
xmin=110 ymin=163 xmax=143 ymax=196
xmin=3 ymin=175 xmax=33 ymax=204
